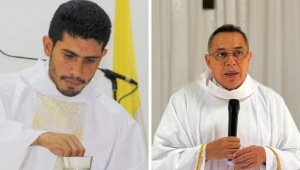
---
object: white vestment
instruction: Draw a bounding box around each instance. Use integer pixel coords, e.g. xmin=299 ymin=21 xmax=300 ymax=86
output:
xmin=152 ymin=70 xmax=300 ymax=170
xmin=0 ymin=60 xmax=147 ymax=170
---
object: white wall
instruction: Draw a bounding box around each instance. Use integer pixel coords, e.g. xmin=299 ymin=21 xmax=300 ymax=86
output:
xmin=0 ymin=0 xmax=148 ymax=139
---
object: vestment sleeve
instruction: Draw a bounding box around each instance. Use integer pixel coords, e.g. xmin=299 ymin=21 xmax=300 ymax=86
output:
xmin=0 ymin=85 xmax=46 ymax=169
xmin=105 ymin=110 xmax=148 ymax=170
xmin=152 ymin=93 xmax=207 ymax=170
xmin=264 ymin=94 xmax=300 ymax=169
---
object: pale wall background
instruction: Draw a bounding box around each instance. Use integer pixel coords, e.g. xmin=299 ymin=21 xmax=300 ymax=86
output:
xmin=0 ymin=0 xmax=148 ymax=141
xmin=152 ymin=0 xmax=300 ymax=140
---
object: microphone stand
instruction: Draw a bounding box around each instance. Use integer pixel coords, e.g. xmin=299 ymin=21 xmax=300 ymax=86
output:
xmin=101 ymin=70 xmax=118 ymax=101
xmin=99 ymin=68 xmax=138 ymax=102
xmin=99 ymin=68 xmax=118 ymax=101
xmin=111 ymin=78 xmax=117 ymax=101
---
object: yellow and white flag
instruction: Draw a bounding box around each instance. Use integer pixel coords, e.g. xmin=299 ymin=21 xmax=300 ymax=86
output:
xmin=113 ymin=0 xmax=147 ymax=148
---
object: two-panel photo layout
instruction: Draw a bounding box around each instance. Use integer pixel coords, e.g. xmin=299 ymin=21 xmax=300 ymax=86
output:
xmin=0 ymin=0 xmax=299 ymax=169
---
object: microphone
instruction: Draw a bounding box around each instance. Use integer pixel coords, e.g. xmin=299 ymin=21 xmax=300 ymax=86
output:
xmin=228 ymin=99 xmax=240 ymax=136
xmin=100 ymin=69 xmax=138 ymax=85
xmin=227 ymin=99 xmax=240 ymax=162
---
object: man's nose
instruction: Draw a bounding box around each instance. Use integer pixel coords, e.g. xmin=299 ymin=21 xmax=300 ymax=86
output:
xmin=70 ymin=58 xmax=84 ymax=77
xmin=225 ymin=55 xmax=236 ymax=66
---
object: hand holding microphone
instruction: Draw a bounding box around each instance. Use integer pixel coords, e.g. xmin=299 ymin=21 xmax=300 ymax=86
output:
xmin=228 ymin=100 xmax=266 ymax=169
xmin=205 ymin=99 xmax=241 ymax=161
xmin=226 ymin=99 xmax=240 ymax=170
xmin=227 ymin=99 xmax=240 ymax=162
xmin=205 ymin=137 xmax=241 ymax=161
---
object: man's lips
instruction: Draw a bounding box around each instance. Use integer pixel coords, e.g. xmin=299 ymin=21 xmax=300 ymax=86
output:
xmin=65 ymin=80 xmax=81 ymax=88
xmin=224 ymin=71 xmax=239 ymax=77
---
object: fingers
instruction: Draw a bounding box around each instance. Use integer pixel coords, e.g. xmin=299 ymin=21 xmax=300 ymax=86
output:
xmin=232 ymin=146 xmax=266 ymax=169
xmin=223 ymin=148 xmax=239 ymax=159
xmin=226 ymin=153 xmax=235 ymax=159
xmin=38 ymin=132 xmax=85 ymax=157
xmin=233 ymin=145 xmax=261 ymax=158
xmin=221 ymin=137 xmax=240 ymax=149
xmin=233 ymin=147 xmax=251 ymax=157
xmin=233 ymin=151 xmax=252 ymax=163
xmin=50 ymin=148 xmax=64 ymax=156
xmin=61 ymin=135 xmax=85 ymax=157
xmin=235 ymin=157 xmax=257 ymax=169
xmin=69 ymin=134 xmax=85 ymax=157
xmin=220 ymin=137 xmax=240 ymax=149
xmin=65 ymin=138 xmax=78 ymax=157
xmin=61 ymin=138 xmax=73 ymax=157
xmin=226 ymin=137 xmax=240 ymax=143
xmin=206 ymin=137 xmax=242 ymax=160
xmin=227 ymin=143 xmax=241 ymax=149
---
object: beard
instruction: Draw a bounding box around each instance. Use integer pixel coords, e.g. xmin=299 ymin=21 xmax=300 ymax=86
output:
xmin=57 ymin=86 xmax=81 ymax=97
xmin=48 ymin=56 xmax=93 ymax=97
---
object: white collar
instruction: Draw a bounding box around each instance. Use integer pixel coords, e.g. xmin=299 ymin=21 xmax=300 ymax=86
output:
xmin=210 ymin=76 xmax=224 ymax=88
xmin=21 ymin=59 xmax=101 ymax=103
xmin=197 ymin=70 xmax=258 ymax=100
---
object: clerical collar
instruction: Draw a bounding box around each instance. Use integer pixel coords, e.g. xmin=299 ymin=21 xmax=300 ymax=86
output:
xmin=210 ymin=76 xmax=224 ymax=88
xmin=21 ymin=59 xmax=101 ymax=103
xmin=197 ymin=70 xmax=259 ymax=99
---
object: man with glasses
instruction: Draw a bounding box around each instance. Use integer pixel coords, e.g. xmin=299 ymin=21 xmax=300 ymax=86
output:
xmin=152 ymin=24 xmax=300 ymax=170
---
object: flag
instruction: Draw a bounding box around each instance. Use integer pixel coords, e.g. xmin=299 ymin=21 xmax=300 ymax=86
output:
xmin=113 ymin=0 xmax=147 ymax=148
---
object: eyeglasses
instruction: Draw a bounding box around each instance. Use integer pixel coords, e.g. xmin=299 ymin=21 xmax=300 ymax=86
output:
xmin=208 ymin=50 xmax=248 ymax=61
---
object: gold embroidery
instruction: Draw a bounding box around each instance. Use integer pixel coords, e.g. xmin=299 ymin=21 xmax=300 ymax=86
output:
xmin=195 ymin=144 xmax=206 ymax=170
xmin=32 ymin=93 xmax=86 ymax=170
xmin=74 ymin=124 xmax=84 ymax=141
xmin=32 ymin=114 xmax=43 ymax=129
xmin=266 ymin=146 xmax=281 ymax=170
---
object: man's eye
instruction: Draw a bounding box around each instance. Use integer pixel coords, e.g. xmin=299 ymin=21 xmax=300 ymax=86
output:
xmin=85 ymin=58 xmax=96 ymax=63
xmin=217 ymin=52 xmax=227 ymax=57
xmin=65 ymin=55 xmax=74 ymax=59
xmin=234 ymin=51 xmax=243 ymax=56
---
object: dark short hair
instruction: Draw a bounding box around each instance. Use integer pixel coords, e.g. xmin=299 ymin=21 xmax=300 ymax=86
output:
xmin=49 ymin=0 xmax=112 ymax=50
xmin=207 ymin=24 xmax=249 ymax=51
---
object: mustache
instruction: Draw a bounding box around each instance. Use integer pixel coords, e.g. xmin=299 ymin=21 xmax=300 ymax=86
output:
xmin=60 ymin=76 xmax=86 ymax=84
xmin=223 ymin=66 xmax=240 ymax=72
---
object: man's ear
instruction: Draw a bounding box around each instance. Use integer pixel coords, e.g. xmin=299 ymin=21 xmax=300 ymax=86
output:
xmin=100 ymin=49 xmax=108 ymax=60
xmin=247 ymin=51 xmax=253 ymax=63
xmin=42 ymin=36 xmax=53 ymax=57
xmin=205 ymin=54 xmax=211 ymax=69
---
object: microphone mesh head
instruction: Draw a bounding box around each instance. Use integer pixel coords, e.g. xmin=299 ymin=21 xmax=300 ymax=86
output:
xmin=229 ymin=99 xmax=239 ymax=107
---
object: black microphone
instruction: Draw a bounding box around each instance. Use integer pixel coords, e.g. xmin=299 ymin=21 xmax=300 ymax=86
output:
xmin=228 ymin=99 xmax=240 ymax=137
xmin=100 ymin=69 xmax=138 ymax=85
xmin=227 ymin=99 xmax=240 ymax=162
